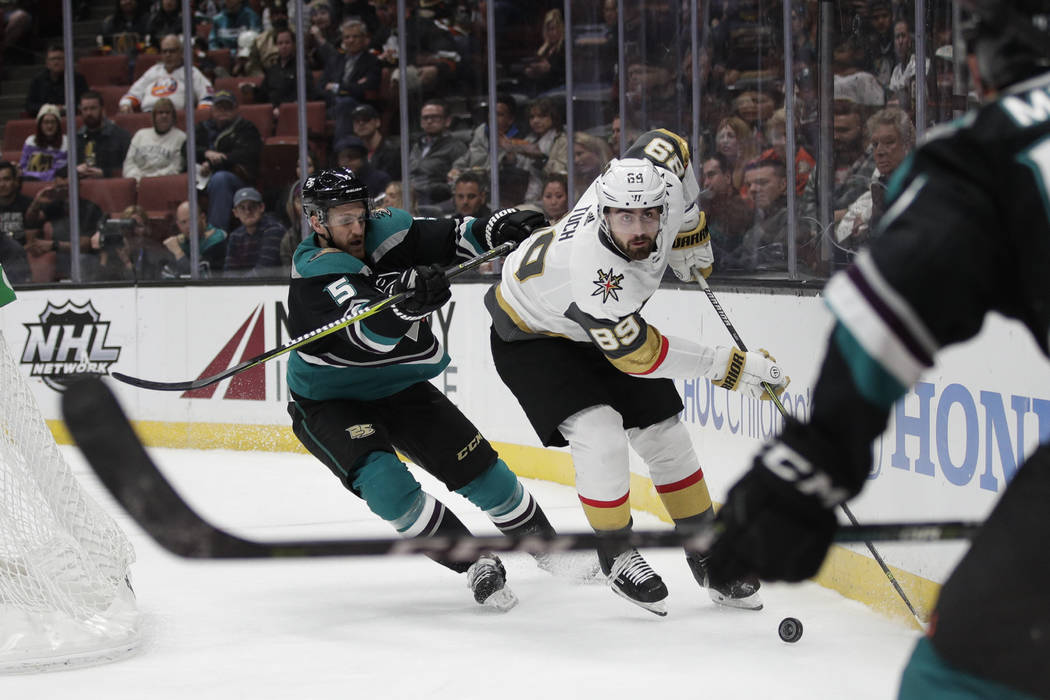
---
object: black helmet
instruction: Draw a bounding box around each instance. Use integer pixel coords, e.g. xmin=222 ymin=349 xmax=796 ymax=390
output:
xmin=960 ymin=1 xmax=1050 ymax=90
xmin=302 ymin=167 xmax=370 ymax=226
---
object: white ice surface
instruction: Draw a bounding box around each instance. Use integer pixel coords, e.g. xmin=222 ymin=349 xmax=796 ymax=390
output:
xmin=6 ymin=447 xmax=920 ymax=699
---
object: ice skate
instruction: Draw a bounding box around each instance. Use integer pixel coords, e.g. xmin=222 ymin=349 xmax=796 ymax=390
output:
xmin=467 ymin=553 xmax=518 ymax=611
xmin=607 ymin=549 xmax=668 ymax=616
xmin=685 ymin=551 xmax=763 ymax=610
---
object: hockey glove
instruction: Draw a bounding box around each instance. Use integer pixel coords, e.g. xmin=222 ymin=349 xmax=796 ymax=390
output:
xmin=710 ymin=347 xmax=790 ymax=400
xmin=705 ymin=422 xmax=850 ymax=583
xmin=667 ymin=212 xmax=715 ymax=281
xmin=391 ymin=264 xmax=452 ymax=320
xmin=483 ymin=208 xmax=547 ymax=250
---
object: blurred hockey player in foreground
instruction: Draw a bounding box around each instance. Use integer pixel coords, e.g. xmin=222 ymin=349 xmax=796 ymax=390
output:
xmin=707 ymin=2 xmax=1050 ymax=696
xmin=483 ymin=130 xmax=790 ymax=615
xmin=285 ymin=168 xmax=554 ymax=611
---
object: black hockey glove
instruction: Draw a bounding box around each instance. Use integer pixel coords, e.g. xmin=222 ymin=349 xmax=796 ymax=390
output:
xmin=705 ymin=425 xmax=849 ymax=584
xmin=391 ymin=264 xmax=451 ymax=320
xmin=483 ymin=208 xmax=547 ymax=250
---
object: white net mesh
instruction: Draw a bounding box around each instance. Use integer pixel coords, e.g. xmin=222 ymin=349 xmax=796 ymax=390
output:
xmin=0 ymin=329 xmax=139 ymax=673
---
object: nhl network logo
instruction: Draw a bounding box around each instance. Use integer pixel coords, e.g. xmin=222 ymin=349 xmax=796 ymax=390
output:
xmin=21 ymin=300 xmax=121 ymax=392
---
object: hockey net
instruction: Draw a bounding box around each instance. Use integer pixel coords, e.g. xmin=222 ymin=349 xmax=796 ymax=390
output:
xmin=0 ymin=329 xmax=139 ymax=673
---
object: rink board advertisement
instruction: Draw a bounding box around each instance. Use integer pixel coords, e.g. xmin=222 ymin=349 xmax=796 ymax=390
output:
xmin=5 ymin=282 xmax=1050 ymax=592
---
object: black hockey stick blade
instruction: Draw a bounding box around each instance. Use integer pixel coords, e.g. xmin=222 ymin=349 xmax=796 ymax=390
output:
xmin=62 ymin=377 xmax=982 ymax=561
xmin=111 ymin=242 xmax=515 ymax=392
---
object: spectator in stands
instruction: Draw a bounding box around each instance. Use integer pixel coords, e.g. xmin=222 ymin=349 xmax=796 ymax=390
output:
xmin=700 ymin=152 xmax=753 ymax=273
xmin=369 ymin=0 xmax=395 ymax=53
xmin=210 ymin=0 xmax=262 ymax=50
xmin=20 ymin=105 xmax=68 ymax=182
xmin=223 ymin=186 xmax=284 ymax=277
xmin=571 ymin=131 xmax=611 ymax=201
xmin=449 ymin=95 xmax=528 ymax=204
xmin=508 ymin=97 xmax=568 ymax=205
xmin=75 ymin=91 xmax=132 ymax=180
xmin=866 ymin=0 xmax=895 ymax=89
xmin=539 ymin=172 xmax=568 ymax=224
xmin=243 ymin=2 xmax=290 ymax=75
xmin=739 ymin=157 xmax=793 ymax=273
xmin=162 ymin=197 xmax=228 ymax=278
xmin=835 ymin=107 xmax=915 ymax=254
xmin=799 ymin=99 xmax=875 ymax=236
xmin=146 ymin=0 xmax=182 ymax=48
xmin=196 ymin=89 xmax=263 ymax=231
xmin=759 ymin=108 xmax=815 ymax=196
xmin=88 ymin=205 xmax=165 ymax=282
xmin=624 ymin=50 xmax=688 ymax=135
xmin=378 ymin=180 xmax=403 ymax=210
xmin=351 ymin=104 xmax=400 ymax=180
xmin=322 ymin=18 xmax=382 ymax=144
xmin=0 ymin=162 xmax=30 ymax=282
xmin=408 ymin=98 xmax=467 ymax=206
xmin=0 ymin=0 xmax=32 ymax=66
xmin=832 ymin=33 xmax=886 ymax=110
xmin=101 ymin=0 xmax=150 ymax=57
xmin=714 ymin=116 xmax=758 ymax=193
xmin=253 ymin=27 xmax=319 ymax=121
xmin=888 ymin=18 xmax=930 ymax=116
xmin=278 ymin=180 xmax=303 ymax=271
xmin=23 ymin=166 xmax=104 ymax=282
xmin=385 ymin=0 xmax=464 ymax=96
xmin=731 ymin=86 xmax=781 ymax=148
xmin=449 ymin=171 xmax=490 ymax=219
xmin=120 ymin=34 xmax=215 ymax=113
xmin=335 ymin=135 xmax=390 ymax=195
xmin=26 ymin=45 xmax=89 ymax=118
xmin=122 ymin=97 xmax=186 ymax=181
xmin=519 ymin=9 xmax=565 ymax=96
xmin=306 ymin=0 xmax=339 ymax=68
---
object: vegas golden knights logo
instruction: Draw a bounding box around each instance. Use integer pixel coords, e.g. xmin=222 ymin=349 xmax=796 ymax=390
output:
xmin=346 ymin=424 xmax=376 ymax=439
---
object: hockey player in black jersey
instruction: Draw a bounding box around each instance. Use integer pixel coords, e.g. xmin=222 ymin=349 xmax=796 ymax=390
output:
xmin=285 ymin=167 xmax=554 ymax=610
xmin=707 ymin=2 xmax=1050 ymax=696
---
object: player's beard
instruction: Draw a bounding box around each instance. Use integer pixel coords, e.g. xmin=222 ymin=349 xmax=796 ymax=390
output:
xmin=617 ymin=234 xmax=656 ymax=260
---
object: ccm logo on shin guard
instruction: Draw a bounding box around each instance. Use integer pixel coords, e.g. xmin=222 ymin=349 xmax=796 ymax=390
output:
xmin=346 ymin=424 xmax=376 ymax=439
xmin=457 ymin=433 xmax=483 ymax=460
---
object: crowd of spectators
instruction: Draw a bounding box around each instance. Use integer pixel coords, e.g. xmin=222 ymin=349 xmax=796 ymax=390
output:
xmin=0 ymin=0 xmax=967 ymax=285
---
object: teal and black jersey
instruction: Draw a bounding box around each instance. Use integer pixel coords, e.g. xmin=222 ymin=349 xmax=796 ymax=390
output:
xmin=286 ymin=207 xmax=487 ymax=401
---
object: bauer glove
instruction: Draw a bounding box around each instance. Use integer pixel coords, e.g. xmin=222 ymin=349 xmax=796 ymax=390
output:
xmin=483 ymin=208 xmax=547 ymax=250
xmin=705 ymin=420 xmax=850 ymax=583
xmin=710 ymin=347 xmax=790 ymax=400
xmin=391 ymin=264 xmax=451 ymax=320
xmin=667 ymin=212 xmax=714 ymax=281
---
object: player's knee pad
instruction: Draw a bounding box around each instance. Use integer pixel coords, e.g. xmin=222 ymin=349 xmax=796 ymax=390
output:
xmin=351 ymin=451 xmax=423 ymax=525
xmin=627 ymin=415 xmax=701 ymax=483
xmin=456 ymin=459 xmax=520 ymax=514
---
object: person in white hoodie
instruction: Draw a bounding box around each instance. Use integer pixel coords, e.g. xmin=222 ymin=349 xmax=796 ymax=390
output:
xmin=122 ymin=98 xmax=186 ymax=181
xmin=119 ymin=34 xmax=213 ymax=113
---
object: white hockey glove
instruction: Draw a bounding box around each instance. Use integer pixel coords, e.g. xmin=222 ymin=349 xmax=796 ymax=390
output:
xmin=667 ymin=211 xmax=714 ymax=282
xmin=709 ymin=347 xmax=790 ymax=400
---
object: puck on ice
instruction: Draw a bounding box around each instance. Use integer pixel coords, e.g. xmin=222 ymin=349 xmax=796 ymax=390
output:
xmin=778 ymin=617 xmax=803 ymax=643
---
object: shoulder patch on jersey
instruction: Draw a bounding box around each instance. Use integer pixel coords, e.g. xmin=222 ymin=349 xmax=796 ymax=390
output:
xmin=591 ymin=268 xmax=625 ymax=303
xmin=371 ymin=208 xmax=393 ymax=219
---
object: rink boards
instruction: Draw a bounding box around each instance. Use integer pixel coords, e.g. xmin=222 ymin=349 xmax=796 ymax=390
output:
xmin=5 ymin=280 xmax=1048 ymax=625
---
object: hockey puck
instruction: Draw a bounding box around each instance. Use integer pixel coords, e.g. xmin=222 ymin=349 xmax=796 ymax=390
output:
xmin=778 ymin=617 xmax=803 ymax=643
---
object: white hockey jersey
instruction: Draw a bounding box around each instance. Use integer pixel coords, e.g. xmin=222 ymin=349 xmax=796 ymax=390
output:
xmin=486 ymin=130 xmax=717 ymax=379
xmin=119 ymin=63 xmax=214 ymax=113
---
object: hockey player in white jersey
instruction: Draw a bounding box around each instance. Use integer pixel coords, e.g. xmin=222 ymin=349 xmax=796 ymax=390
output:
xmin=483 ymin=129 xmax=790 ymax=615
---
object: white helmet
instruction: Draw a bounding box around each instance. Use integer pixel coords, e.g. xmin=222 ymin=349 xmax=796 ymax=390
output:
xmin=596 ymin=158 xmax=668 ymax=252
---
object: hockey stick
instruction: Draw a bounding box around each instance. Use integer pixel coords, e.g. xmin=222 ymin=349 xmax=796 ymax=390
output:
xmin=693 ymin=270 xmax=930 ymax=628
xmin=62 ymin=376 xmax=981 ymax=560
xmin=111 ymin=242 xmax=515 ymax=392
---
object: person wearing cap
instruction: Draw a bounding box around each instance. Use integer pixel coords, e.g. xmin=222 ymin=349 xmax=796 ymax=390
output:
xmin=350 ymin=103 xmax=400 ymax=179
xmin=223 ymin=186 xmax=285 ymax=277
xmin=19 ymin=104 xmax=68 ymax=182
xmin=334 ymin=135 xmax=389 ymax=195
xmin=120 ymin=34 xmax=215 ymax=113
xmin=196 ymin=89 xmax=263 ymax=231
xmin=210 ymin=0 xmax=261 ymax=50
xmin=322 ymin=18 xmax=381 ymax=140
xmin=253 ymin=26 xmax=319 ymax=120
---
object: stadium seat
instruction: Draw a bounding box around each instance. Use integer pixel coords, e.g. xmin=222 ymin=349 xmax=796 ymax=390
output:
xmin=237 ymin=103 xmax=275 ymax=138
xmin=113 ymin=111 xmax=153 ymax=135
xmin=78 ymin=55 xmax=130 ymax=86
xmin=207 ymin=49 xmax=233 ymax=74
xmin=274 ymin=101 xmax=326 ymax=139
xmin=259 ymin=140 xmax=301 ymax=198
xmin=2 ymin=150 xmax=21 ymax=165
xmin=79 ymin=177 xmax=138 ymax=216
xmin=132 ymin=52 xmax=163 ymax=80
xmin=137 ymin=173 xmax=189 ymax=222
xmin=214 ymin=76 xmax=262 ymax=105
xmin=2 ymin=119 xmax=38 ymax=152
xmin=93 ymin=85 xmax=131 ymax=116
xmin=21 ymin=179 xmax=50 ymax=200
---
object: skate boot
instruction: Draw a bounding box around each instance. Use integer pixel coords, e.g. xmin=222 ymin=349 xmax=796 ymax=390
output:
xmin=499 ymin=499 xmax=604 ymax=583
xmin=685 ymin=551 xmax=763 ymax=610
xmin=607 ymin=549 xmax=669 ymax=616
xmin=466 ymin=553 xmax=518 ymax=611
